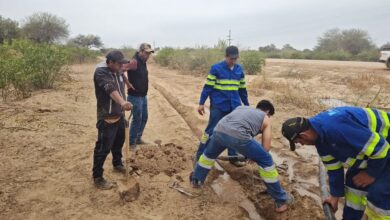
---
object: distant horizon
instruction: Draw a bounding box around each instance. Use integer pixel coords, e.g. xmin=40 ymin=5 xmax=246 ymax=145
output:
xmin=1 ymin=0 xmax=389 ymax=50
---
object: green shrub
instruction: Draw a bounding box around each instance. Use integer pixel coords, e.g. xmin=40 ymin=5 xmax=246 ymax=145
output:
xmin=0 ymin=46 xmax=21 ymax=98
xmin=155 ymin=47 xmax=175 ymax=66
xmin=354 ymin=49 xmax=378 ymax=62
xmin=64 ymin=46 xmax=100 ymax=64
xmin=240 ymin=51 xmax=265 ymax=75
xmin=0 ymin=40 xmax=69 ymax=100
xmin=121 ymin=47 xmax=137 ymax=60
xmin=155 ymin=47 xmax=224 ymax=74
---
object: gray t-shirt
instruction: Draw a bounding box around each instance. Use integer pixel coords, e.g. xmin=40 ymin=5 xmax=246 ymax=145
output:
xmin=214 ymin=106 xmax=266 ymax=140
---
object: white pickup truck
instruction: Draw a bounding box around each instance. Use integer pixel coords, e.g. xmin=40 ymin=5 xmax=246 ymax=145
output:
xmin=379 ymin=47 xmax=390 ymax=69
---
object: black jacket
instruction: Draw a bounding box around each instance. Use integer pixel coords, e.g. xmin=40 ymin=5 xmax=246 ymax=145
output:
xmin=127 ymin=53 xmax=148 ymax=97
xmin=94 ymin=62 xmax=126 ymax=120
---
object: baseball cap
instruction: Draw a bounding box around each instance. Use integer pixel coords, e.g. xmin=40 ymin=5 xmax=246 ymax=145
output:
xmin=225 ymin=45 xmax=239 ymax=58
xmin=139 ymin=43 xmax=154 ymax=53
xmin=106 ymin=50 xmax=128 ymax=64
xmin=281 ymin=117 xmax=311 ymax=151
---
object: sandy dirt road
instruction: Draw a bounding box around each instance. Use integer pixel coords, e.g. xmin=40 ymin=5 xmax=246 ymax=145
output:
xmin=1 ymin=59 xmax=389 ymax=219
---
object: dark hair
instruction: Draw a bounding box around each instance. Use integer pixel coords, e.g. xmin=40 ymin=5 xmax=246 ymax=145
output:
xmin=256 ymin=100 xmax=275 ymax=116
xmin=225 ymin=45 xmax=239 ymax=57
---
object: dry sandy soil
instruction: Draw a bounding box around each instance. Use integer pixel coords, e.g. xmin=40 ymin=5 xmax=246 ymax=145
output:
xmin=1 ymin=59 xmax=389 ymax=220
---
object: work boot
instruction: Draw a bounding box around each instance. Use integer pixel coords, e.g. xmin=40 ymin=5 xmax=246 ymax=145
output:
xmin=275 ymin=192 xmax=294 ymax=213
xmin=93 ymin=177 xmax=113 ymax=190
xmin=136 ymin=138 xmax=147 ymax=145
xmin=189 ymin=172 xmax=202 ymax=188
xmin=113 ymin=165 xmax=126 ymax=174
xmin=130 ymin=144 xmax=138 ymax=152
xmin=229 ymin=160 xmax=246 ymax=167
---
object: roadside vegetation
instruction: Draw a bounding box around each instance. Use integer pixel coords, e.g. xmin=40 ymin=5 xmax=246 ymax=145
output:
xmin=259 ymin=28 xmax=385 ymax=62
xmin=156 ymin=28 xmax=388 ymax=77
xmin=0 ymin=13 xmax=102 ymax=100
xmin=155 ymin=40 xmax=265 ymax=75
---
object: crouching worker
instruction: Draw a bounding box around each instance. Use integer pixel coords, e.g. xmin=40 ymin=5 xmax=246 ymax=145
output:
xmin=190 ymin=100 xmax=294 ymax=213
xmin=282 ymin=106 xmax=390 ymax=220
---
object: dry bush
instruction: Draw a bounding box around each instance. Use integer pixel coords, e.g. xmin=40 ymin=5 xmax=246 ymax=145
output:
xmin=249 ymin=76 xmax=288 ymax=91
xmin=346 ymin=73 xmax=390 ymax=91
xmin=274 ymin=85 xmax=325 ymax=114
xmin=249 ymin=75 xmax=324 ymax=114
xmin=276 ymin=67 xmax=313 ymax=80
xmin=344 ymin=73 xmax=390 ymax=108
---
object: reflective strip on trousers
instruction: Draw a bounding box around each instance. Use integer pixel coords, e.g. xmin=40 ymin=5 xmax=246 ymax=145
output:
xmin=200 ymin=133 xmax=209 ymax=144
xmin=365 ymin=201 xmax=390 ymax=220
xmin=324 ymin=161 xmax=343 ymax=171
xmin=345 ymin=186 xmax=367 ymax=211
xmin=198 ymin=154 xmax=215 ymax=169
xmin=258 ymin=164 xmax=279 ymax=183
xmin=321 ymin=155 xmax=335 ymax=162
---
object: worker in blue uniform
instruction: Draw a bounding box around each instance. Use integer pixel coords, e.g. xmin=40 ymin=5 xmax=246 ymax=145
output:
xmin=196 ymin=45 xmax=249 ymax=167
xmin=282 ymin=106 xmax=390 ymax=220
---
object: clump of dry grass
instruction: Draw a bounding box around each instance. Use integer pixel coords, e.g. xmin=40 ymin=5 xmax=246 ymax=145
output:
xmin=344 ymin=73 xmax=390 ymax=108
xmin=274 ymin=85 xmax=325 ymax=114
xmin=346 ymin=73 xmax=390 ymax=91
xmin=249 ymin=74 xmax=324 ymax=114
xmin=276 ymin=67 xmax=313 ymax=80
xmin=249 ymin=75 xmax=289 ymax=91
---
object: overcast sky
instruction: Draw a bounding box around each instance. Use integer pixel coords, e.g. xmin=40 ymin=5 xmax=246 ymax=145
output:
xmin=1 ymin=0 xmax=389 ymax=49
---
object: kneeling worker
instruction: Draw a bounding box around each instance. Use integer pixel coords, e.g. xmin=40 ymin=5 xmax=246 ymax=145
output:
xmin=191 ymin=100 xmax=294 ymax=213
xmin=282 ymin=106 xmax=390 ymax=220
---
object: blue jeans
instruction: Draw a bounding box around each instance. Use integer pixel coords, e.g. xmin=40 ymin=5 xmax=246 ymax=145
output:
xmin=127 ymin=95 xmax=148 ymax=145
xmin=195 ymin=107 xmax=237 ymax=160
xmin=193 ymin=131 xmax=287 ymax=203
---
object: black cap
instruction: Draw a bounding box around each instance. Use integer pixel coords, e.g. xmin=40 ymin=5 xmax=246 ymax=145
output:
xmin=225 ymin=45 xmax=239 ymax=58
xmin=281 ymin=117 xmax=310 ymax=151
xmin=106 ymin=50 xmax=128 ymax=64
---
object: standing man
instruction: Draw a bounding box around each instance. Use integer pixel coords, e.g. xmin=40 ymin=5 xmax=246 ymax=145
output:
xmin=124 ymin=43 xmax=154 ymax=149
xmin=282 ymin=107 xmax=390 ymax=219
xmin=92 ymin=50 xmax=133 ymax=189
xmin=196 ymin=45 xmax=249 ymax=167
xmin=191 ymin=100 xmax=294 ymax=213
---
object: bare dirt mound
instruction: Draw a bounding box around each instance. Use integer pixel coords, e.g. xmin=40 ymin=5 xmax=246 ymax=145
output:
xmin=131 ymin=143 xmax=189 ymax=178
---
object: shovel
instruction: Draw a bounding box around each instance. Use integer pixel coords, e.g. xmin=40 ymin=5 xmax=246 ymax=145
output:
xmin=217 ymin=155 xmax=246 ymax=162
xmin=117 ymin=111 xmax=140 ymax=202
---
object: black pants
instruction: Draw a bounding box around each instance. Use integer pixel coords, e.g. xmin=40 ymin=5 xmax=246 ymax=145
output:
xmin=92 ymin=117 xmax=125 ymax=178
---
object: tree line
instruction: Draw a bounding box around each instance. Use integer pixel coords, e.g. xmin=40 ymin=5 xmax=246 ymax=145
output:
xmin=258 ymin=29 xmax=390 ymax=61
xmin=0 ymin=12 xmax=102 ymax=48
